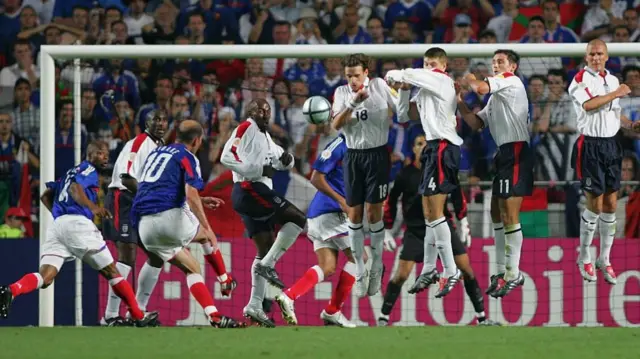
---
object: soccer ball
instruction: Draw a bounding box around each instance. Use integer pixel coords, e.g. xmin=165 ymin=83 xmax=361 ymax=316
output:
xmin=302 ymin=96 xmax=332 ymax=125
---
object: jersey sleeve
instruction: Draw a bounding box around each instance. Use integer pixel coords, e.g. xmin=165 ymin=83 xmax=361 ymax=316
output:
xmin=568 ymin=77 xmax=594 ymax=107
xmin=180 ymin=152 xmax=205 ymax=191
xmin=45 ymin=181 xmax=59 ymax=191
xmin=220 ymin=121 xmax=264 ymax=180
xmin=331 ymin=86 xmax=348 ymax=116
xmin=377 ymin=77 xmax=411 ymax=124
xmin=74 ymin=163 xmax=99 ymax=189
xmin=313 ymin=136 xmax=345 ymax=174
xmin=400 ymin=69 xmax=446 ymax=99
xmin=486 ymin=75 xmax=516 ymax=95
xmin=269 ymin=134 xmax=295 ymax=171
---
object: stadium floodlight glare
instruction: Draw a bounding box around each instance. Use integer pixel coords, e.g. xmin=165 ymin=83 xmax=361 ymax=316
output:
xmin=38 ymin=43 xmax=639 ymax=327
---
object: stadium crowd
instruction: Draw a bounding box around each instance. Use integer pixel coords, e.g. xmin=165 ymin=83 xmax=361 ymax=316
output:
xmin=0 ymin=0 xmax=639 ymax=239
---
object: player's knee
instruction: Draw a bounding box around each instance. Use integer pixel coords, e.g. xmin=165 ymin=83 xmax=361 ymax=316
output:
xmin=392 ymin=272 xmax=409 ymax=285
xmin=147 ymin=255 xmax=164 ymax=268
xmin=320 ymin=264 xmax=336 ymax=277
xmin=117 ymin=243 xmax=137 ymax=267
xmin=38 ymin=271 xmax=56 ymax=288
xmin=602 ymin=194 xmax=617 ymax=213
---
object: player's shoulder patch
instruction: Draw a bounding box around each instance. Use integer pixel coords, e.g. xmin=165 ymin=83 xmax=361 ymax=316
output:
xmin=81 ymin=164 xmax=96 ymax=177
xmin=320 ymin=136 xmax=344 ymax=160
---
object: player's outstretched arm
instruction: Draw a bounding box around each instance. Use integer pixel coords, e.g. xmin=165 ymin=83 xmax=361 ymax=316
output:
xmin=220 ymin=125 xmax=264 ymax=180
xmin=40 ymin=188 xmax=55 ymax=213
xmin=578 ymin=84 xmax=630 ymax=112
xmin=389 ymin=68 xmax=446 ymax=99
xmin=310 ymin=170 xmax=349 ymax=213
xmin=456 ymin=96 xmax=485 ymax=131
xmin=69 ymin=182 xmax=111 ymax=218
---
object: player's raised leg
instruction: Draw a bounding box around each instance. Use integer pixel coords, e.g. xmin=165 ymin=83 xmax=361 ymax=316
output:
xmin=0 ymin=263 xmax=55 ymax=319
xmin=201 ymin=239 xmax=237 ymax=296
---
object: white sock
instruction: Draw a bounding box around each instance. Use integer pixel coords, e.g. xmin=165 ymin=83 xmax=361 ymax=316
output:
xmin=579 ymin=209 xmax=599 ymax=263
xmin=348 ymin=220 xmax=366 ymax=278
xmin=369 ymin=221 xmax=385 ymax=272
xmin=261 ymin=222 xmax=303 ymax=267
xmin=493 ymin=222 xmax=506 ymax=273
xmin=431 ymin=217 xmax=457 ymax=277
xmin=421 ymin=225 xmax=438 ymax=275
xmin=249 ymin=257 xmax=267 ymax=307
xmin=504 ymin=223 xmax=523 ymax=280
xmin=105 ymin=262 xmax=131 ymax=319
xmin=598 ymin=212 xmax=616 ymax=265
xmin=135 ymin=262 xmax=162 ymax=312
xmin=201 ymin=241 xmax=215 ymax=255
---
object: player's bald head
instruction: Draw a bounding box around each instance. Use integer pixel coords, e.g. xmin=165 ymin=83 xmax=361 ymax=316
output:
xmin=587 ymin=39 xmax=608 ymax=52
xmin=247 ymin=98 xmax=271 ymax=131
xmin=176 ymin=120 xmax=203 ymax=144
xmin=86 ymin=140 xmax=109 ymax=166
xmin=87 ymin=140 xmax=108 ymax=155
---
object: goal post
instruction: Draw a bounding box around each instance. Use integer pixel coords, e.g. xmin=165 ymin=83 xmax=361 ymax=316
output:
xmin=37 ymin=43 xmax=639 ymax=327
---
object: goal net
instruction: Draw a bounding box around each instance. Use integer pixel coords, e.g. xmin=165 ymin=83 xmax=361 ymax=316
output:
xmin=36 ymin=43 xmax=640 ymax=328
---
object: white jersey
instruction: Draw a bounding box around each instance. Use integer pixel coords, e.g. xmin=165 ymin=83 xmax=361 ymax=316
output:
xmin=568 ymin=67 xmax=621 ymax=138
xmin=477 ymin=73 xmax=530 ymax=147
xmin=332 ymin=77 xmax=410 ymax=150
xmin=220 ymin=118 xmax=294 ymax=189
xmin=399 ymin=68 xmax=463 ymax=146
xmin=108 ymin=133 xmax=161 ymax=190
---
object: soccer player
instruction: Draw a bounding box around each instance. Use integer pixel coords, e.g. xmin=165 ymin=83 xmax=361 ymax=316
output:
xmin=384 ymin=47 xmax=463 ymax=297
xmin=377 ymin=133 xmax=500 ymax=326
xmin=132 ymin=120 xmax=243 ymax=328
xmin=0 ymin=142 xmax=157 ymax=326
xmin=274 ymin=133 xmax=357 ymax=328
xmin=456 ymin=49 xmax=534 ymax=298
xmin=102 ymin=110 xmax=236 ymax=325
xmin=221 ymin=99 xmax=306 ymax=327
xmin=332 ymin=53 xmax=410 ymax=298
xmin=569 ymin=39 xmax=638 ymax=284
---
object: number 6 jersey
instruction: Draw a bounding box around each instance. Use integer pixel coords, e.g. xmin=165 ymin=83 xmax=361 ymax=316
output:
xmin=46 ymin=161 xmax=101 ymax=220
xmin=332 ymin=77 xmax=410 ymax=149
xmin=132 ymin=143 xmax=204 ymax=223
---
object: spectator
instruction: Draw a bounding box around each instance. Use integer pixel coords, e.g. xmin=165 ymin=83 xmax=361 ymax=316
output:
xmin=334 ymin=5 xmax=372 ymax=44
xmin=436 ymin=0 xmax=494 ymax=43
xmin=518 ymin=16 xmax=562 ymax=78
xmin=308 ymin=58 xmax=346 ymax=99
xmin=451 ymin=14 xmax=477 ymax=43
xmin=55 ymin=101 xmax=87 ymax=179
xmin=240 ymin=0 xmax=277 ymax=44
xmin=164 ymin=36 xmax=206 ymax=81
xmin=470 ymin=29 xmax=497 ymax=69
xmin=124 ymin=0 xmax=154 ymax=43
xmin=184 ymin=11 xmax=210 ymax=45
xmin=384 ymin=0 xmax=431 ymax=39
xmin=92 ymin=58 xmax=141 ymax=110
xmin=109 ymin=97 xmax=136 ymax=141
xmin=270 ymin=78 xmax=292 ymax=146
xmin=11 ymin=78 xmax=40 ymax=153
xmin=539 ymin=0 xmax=579 ymax=43
xmin=206 ymin=37 xmax=245 ymax=87
xmin=620 ymin=65 xmax=640 ymax=157
xmin=390 ymin=17 xmax=416 ymax=44
xmin=196 ymin=70 xmax=223 ymax=130
xmin=0 ymin=207 xmax=27 ymax=238
xmin=208 ymin=106 xmax=238 ymax=179
xmin=0 ymin=40 xmax=40 ymax=90
xmin=367 ymin=17 xmax=389 ymax=44
xmin=134 ymin=58 xmax=161 ymax=104
xmin=623 ymin=8 xmax=639 ymax=42
xmin=287 ymin=80 xmax=311 ymax=172
xmin=581 ymin=0 xmax=624 ymax=41
xmin=0 ymin=0 xmax=24 ymax=43
xmin=80 ymin=89 xmax=102 ymax=137
xmin=527 ymin=74 xmax=546 ymax=125
xmin=295 ymin=8 xmax=326 ymax=45
xmin=486 ymin=0 xmax=519 ymax=43
xmin=262 ymin=21 xmax=295 ymax=78
xmin=284 ymin=58 xmax=325 ymax=83
xmin=15 ymin=6 xmax=43 ymax=50
xmin=620 ymin=153 xmax=639 ymax=199
xmin=334 ymin=0 xmax=373 ymax=29
xmin=608 ymin=26 xmax=640 ymax=74
xmin=620 ymin=153 xmax=640 ymax=238
xmin=141 ymin=2 xmax=178 ymax=45
xmin=110 ymin=20 xmax=133 ymax=44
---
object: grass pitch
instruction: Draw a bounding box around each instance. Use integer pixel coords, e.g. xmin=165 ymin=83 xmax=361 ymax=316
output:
xmin=1 ymin=326 xmax=639 ymax=359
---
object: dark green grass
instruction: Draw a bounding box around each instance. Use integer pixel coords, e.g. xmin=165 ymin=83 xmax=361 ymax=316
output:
xmin=1 ymin=326 xmax=639 ymax=359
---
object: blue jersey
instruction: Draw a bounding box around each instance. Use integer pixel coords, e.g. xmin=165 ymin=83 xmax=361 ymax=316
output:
xmin=132 ymin=143 xmax=204 ymax=223
xmin=46 ymin=161 xmax=100 ymax=220
xmin=307 ymin=136 xmax=347 ymax=219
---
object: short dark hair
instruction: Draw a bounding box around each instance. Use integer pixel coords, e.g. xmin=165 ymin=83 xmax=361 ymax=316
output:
xmin=273 ymin=20 xmax=290 ymax=28
xmin=613 ymin=25 xmax=630 ymax=35
xmin=529 ymin=16 xmax=545 ymax=27
xmin=14 ymin=77 xmax=30 ymax=89
xmin=478 ymin=29 xmax=497 ymax=40
xmin=424 ymin=47 xmax=447 ymax=61
xmin=87 ymin=140 xmax=108 ymax=155
xmin=547 ymin=68 xmax=567 ymax=82
xmin=156 ymin=74 xmax=172 ymax=85
xmin=13 ymin=39 xmax=31 ymax=50
xmin=529 ymin=74 xmax=546 ymax=84
xmin=341 ymin=53 xmax=370 ymax=71
xmin=541 ymin=0 xmax=559 ymax=8
xmin=494 ymin=49 xmax=520 ymax=69
xmin=188 ymin=10 xmax=205 ymax=23
xmin=177 ymin=122 xmax=203 ymax=143
xmin=622 ymin=65 xmax=640 ymax=82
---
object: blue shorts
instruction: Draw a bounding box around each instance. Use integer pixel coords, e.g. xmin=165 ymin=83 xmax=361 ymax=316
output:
xmin=492 ymin=142 xmax=534 ymax=198
xmin=231 ymin=181 xmax=292 ymax=237
xmin=419 ymin=140 xmax=460 ymax=196
xmin=343 ymin=146 xmax=390 ymax=206
xmin=572 ymin=135 xmax=622 ymax=196
xmin=103 ymin=188 xmax=138 ymax=244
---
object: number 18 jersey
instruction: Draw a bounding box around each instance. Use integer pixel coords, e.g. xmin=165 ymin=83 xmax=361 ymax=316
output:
xmin=132 ymin=143 xmax=204 ymax=221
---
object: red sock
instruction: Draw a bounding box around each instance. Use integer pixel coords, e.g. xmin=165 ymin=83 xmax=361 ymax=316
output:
xmin=9 ymin=273 xmax=43 ymax=297
xmin=110 ymin=278 xmax=144 ymax=320
xmin=187 ymin=274 xmax=218 ymax=317
xmin=325 ymin=267 xmax=356 ymax=315
xmin=285 ymin=265 xmax=323 ymax=301
xmin=204 ymin=249 xmax=228 ymax=280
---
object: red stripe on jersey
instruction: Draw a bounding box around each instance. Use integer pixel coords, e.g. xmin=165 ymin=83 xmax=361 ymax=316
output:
xmin=240 ymin=181 xmax=272 ymax=208
xmin=230 ymin=121 xmax=252 ymax=162
xmin=512 ymin=142 xmax=523 ymax=186
xmin=437 ymin=140 xmax=447 ymax=185
xmin=126 ymin=133 xmax=149 ymax=173
xmin=585 ymin=88 xmax=594 ymax=98
xmin=574 ymin=69 xmax=586 ymax=83
xmin=113 ymin=189 xmax=121 ymax=230
xmin=181 ymin=157 xmax=194 ymax=177
xmin=502 ymin=72 xmax=515 ymax=78
xmin=432 ymin=69 xmax=446 ymax=74
xmin=576 ymin=135 xmax=585 ymax=180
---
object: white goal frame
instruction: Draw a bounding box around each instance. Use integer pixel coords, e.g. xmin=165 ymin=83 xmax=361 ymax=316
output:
xmin=37 ymin=43 xmax=639 ymax=327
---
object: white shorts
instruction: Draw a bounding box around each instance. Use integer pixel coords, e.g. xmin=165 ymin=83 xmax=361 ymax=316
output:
xmin=138 ymin=205 xmax=199 ymax=262
xmin=41 ymin=215 xmax=110 ymax=270
xmin=307 ymin=212 xmax=350 ymax=252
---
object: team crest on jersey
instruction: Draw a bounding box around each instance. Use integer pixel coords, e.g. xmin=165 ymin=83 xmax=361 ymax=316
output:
xmin=321 ymin=150 xmax=332 ymax=160
xmin=273 ymin=196 xmax=282 ymax=204
xmin=586 ymin=177 xmax=592 ymax=187
xmin=81 ymin=166 xmax=95 ymax=176
xmin=122 ymin=224 xmax=129 ymax=233
xmin=233 ymin=138 xmax=241 ymax=146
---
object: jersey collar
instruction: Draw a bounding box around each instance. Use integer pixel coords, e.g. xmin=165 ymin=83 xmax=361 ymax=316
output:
xmin=584 ymin=66 xmax=608 ymax=78
xmin=432 ymin=68 xmax=447 ymax=74
xmin=145 ymin=130 xmax=164 ymax=146
xmin=349 ymin=77 xmax=370 ymax=94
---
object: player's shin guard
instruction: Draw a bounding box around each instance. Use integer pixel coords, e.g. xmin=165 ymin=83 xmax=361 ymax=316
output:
xmin=105 ymin=262 xmax=132 ymax=319
xmin=598 ymin=213 xmax=616 ymax=265
xmin=381 ymin=280 xmax=402 ymax=316
xmin=9 ymin=273 xmax=44 ymax=297
xmin=463 ymin=277 xmax=486 ymax=320
xmin=431 ymin=217 xmax=457 ymax=277
xmin=109 ymin=277 xmax=144 ymax=320
xmin=186 ymin=273 xmax=218 ymax=317
xmin=347 ymin=221 xmax=366 ymax=277
xmin=202 ymin=242 xmax=229 ymax=282
xmin=579 ymin=209 xmax=599 ymax=263
xmin=249 ymin=257 xmax=267 ymax=307
xmin=493 ymin=223 xmax=506 ymax=273
xmin=326 ymin=262 xmax=356 ymax=314
xmin=261 ymin=222 xmax=303 ymax=267
xmin=421 ymin=226 xmax=437 ymax=275
xmin=504 ymin=223 xmax=523 ymax=280
xmin=285 ymin=265 xmax=324 ymax=300
xmin=136 ymin=262 xmax=162 ymax=312
xmin=369 ymin=221 xmax=385 ymax=272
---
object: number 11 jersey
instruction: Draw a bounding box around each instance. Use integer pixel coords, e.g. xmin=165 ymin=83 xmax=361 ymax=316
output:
xmin=132 ymin=143 xmax=204 ymax=223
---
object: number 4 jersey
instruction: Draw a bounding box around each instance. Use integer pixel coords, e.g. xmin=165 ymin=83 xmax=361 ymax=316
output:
xmin=46 ymin=161 xmax=101 ymax=220
xmin=132 ymin=143 xmax=204 ymax=224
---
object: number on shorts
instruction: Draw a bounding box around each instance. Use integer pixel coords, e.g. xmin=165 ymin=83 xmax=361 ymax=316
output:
xmin=499 ymin=179 xmax=510 ymax=194
xmin=58 ymin=177 xmax=72 ymax=202
xmin=356 ymin=109 xmax=368 ymax=121
xmin=379 ymin=184 xmax=388 ymax=198
xmin=428 ymin=177 xmax=436 ymax=191
xmin=140 ymin=152 xmax=172 ymax=183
